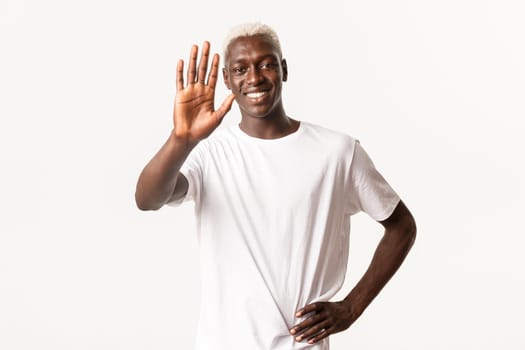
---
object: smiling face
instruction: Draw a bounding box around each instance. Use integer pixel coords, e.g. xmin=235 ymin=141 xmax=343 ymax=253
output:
xmin=222 ymin=34 xmax=288 ymax=120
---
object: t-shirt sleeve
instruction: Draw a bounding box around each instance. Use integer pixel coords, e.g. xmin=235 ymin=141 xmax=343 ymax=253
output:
xmin=166 ymin=141 xmax=206 ymax=206
xmin=344 ymin=140 xmax=400 ymax=221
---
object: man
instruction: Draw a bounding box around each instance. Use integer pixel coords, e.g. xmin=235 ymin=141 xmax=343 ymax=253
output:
xmin=135 ymin=23 xmax=416 ymax=350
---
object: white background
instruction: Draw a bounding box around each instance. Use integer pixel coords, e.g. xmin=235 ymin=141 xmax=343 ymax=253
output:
xmin=1 ymin=0 xmax=524 ymax=349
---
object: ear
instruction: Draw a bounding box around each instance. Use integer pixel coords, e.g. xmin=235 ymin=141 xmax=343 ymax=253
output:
xmin=281 ymin=59 xmax=288 ymax=82
xmin=222 ymin=67 xmax=231 ymax=90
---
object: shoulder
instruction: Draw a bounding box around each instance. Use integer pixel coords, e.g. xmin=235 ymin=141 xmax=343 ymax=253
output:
xmin=301 ymin=121 xmax=358 ymax=152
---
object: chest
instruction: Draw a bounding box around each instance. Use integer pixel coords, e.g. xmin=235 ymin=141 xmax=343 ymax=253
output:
xmin=203 ymin=143 xmax=346 ymax=213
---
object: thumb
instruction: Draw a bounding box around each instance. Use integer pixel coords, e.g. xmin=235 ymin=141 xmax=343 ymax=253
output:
xmin=214 ymin=94 xmax=236 ymax=121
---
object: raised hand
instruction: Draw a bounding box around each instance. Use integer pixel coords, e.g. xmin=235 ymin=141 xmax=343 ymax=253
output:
xmin=173 ymin=41 xmax=235 ymax=144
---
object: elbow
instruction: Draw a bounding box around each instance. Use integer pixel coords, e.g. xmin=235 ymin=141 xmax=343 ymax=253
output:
xmin=398 ymin=201 xmax=417 ymax=249
xmin=135 ymin=192 xmax=162 ymax=211
xmin=407 ymin=218 xmax=417 ymax=249
xmin=136 ymin=202 xmax=156 ymax=211
xmin=135 ymin=198 xmax=152 ymax=211
xmin=136 ymin=201 xmax=162 ymax=211
xmin=387 ymin=211 xmax=417 ymax=251
xmin=381 ymin=200 xmax=417 ymax=249
xmin=403 ymin=214 xmax=417 ymax=250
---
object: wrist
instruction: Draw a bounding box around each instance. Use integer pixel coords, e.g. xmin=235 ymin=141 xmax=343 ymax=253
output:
xmin=169 ymin=129 xmax=200 ymax=149
xmin=340 ymin=292 xmax=367 ymax=318
xmin=334 ymin=298 xmax=363 ymax=327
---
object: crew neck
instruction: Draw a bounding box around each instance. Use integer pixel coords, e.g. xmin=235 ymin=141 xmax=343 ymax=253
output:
xmin=232 ymin=121 xmax=305 ymax=144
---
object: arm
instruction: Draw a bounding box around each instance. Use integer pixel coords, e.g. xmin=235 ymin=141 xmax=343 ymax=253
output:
xmin=135 ymin=41 xmax=235 ymax=210
xmin=135 ymin=135 xmax=195 ymax=210
xmin=289 ymin=200 xmax=416 ymax=344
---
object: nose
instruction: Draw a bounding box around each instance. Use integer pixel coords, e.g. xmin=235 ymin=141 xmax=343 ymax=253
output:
xmin=246 ymin=66 xmax=264 ymax=85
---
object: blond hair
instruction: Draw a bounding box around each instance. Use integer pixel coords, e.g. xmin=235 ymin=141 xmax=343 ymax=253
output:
xmin=222 ymin=22 xmax=282 ymax=62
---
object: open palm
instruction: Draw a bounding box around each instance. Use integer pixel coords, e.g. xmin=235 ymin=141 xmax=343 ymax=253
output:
xmin=173 ymin=41 xmax=235 ymax=144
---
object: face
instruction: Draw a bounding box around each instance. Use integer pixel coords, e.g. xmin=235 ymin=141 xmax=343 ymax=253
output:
xmin=223 ymin=35 xmax=288 ymax=120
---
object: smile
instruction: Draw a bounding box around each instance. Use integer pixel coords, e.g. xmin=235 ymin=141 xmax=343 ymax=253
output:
xmin=245 ymin=91 xmax=267 ymax=99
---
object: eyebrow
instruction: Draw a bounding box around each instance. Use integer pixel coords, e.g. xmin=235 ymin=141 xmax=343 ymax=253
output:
xmin=229 ymin=54 xmax=279 ymax=65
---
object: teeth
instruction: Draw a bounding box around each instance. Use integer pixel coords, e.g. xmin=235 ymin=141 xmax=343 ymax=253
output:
xmin=246 ymin=92 xmax=266 ymax=99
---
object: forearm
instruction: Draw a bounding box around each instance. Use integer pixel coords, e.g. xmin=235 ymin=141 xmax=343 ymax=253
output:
xmin=289 ymin=215 xmax=416 ymax=345
xmin=341 ymin=218 xmax=416 ymax=318
xmin=135 ymin=131 xmax=197 ymax=210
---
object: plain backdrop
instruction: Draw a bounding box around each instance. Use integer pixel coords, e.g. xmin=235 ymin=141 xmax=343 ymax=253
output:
xmin=1 ymin=0 xmax=524 ymax=349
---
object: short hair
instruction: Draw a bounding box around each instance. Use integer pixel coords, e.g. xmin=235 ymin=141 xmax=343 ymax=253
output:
xmin=222 ymin=22 xmax=283 ymax=63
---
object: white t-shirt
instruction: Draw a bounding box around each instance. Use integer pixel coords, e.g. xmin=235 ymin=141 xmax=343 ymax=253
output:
xmin=169 ymin=121 xmax=400 ymax=350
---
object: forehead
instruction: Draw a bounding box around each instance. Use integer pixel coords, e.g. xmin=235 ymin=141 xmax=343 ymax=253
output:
xmin=225 ymin=35 xmax=281 ymax=64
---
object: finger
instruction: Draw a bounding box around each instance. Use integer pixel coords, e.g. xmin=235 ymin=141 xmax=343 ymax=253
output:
xmin=214 ymin=94 xmax=236 ymax=121
xmin=197 ymin=41 xmax=210 ymax=84
xmin=295 ymin=320 xmax=330 ymax=343
xmin=306 ymin=326 xmax=332 ymax=344
xmin=207 ymin=53 xmax=220 ymax=89
xmin=176 ymin=59 xmax=184 ymax=91
xmin=187 ymin=45 xmax=198 ymax=84
xmin=296 ymin=302 xmax=323 ymax=317
xmin=290 ymin=313 xmax=325 ymax=335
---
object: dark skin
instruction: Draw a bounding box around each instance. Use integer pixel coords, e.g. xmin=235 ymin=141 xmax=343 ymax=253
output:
xmin=135 ymin=35 xmax=416 ymax=344
xmin=135 ymin=41 xmax=235 ymax=210
xmin=289 ymin=200 xmax=416 ymax=344
xmin=221 ymin=34 xmax=300 ymax=138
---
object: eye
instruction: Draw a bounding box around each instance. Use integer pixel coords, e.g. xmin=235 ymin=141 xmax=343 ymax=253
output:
xmin=260 ymin=62 xmax=277 ymax=70
xmin=231 ymin=66 xmax=246 ymax=75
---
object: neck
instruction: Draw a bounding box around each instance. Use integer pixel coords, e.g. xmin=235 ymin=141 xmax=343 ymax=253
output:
xmin=239 ymin=105 xmax=299 ymax=139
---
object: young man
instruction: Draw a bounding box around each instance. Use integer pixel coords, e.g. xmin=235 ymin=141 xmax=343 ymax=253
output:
xmin=135 ymin=23 xmax=416 ymax=350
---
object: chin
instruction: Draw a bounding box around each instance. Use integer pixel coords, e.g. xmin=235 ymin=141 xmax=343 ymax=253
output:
xmin=237 ymin=105 xmax=270 ymax=119
xmin=238 ymin=100 xmax=281 ymax=120
xmin=241 ymin=109 xmax=274 ymax=119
